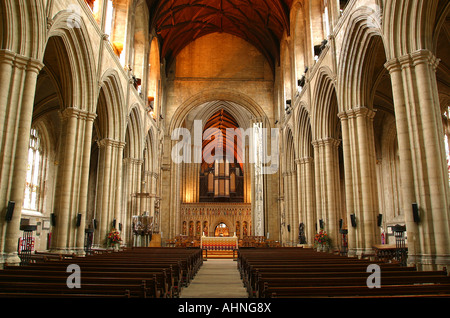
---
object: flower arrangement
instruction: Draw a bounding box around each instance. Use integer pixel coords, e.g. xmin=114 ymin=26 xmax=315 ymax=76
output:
xmin=107 ymin=228 xmax=122 ymax=247
xmin=314 ymin=230 xmax=331 ymax=250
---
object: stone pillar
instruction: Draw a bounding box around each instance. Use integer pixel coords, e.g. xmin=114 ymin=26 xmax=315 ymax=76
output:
xmin=297 ymin=157 xmax=315 ymax=246
xmin=313 ymin=138 xmax=341 ymax=250
xmin=150 ymin=172 xmax=159 ymax=216
xmin=95 ymin=138 xmax=113 ymax=246
xmin=338 ymin=107 xmax=379 ymax=256
xmin=75 ymin=111 xmax=97 ymax=253
xmin=338 ymin=110 xmax=357 ymax=256
xmin=283 ymin=171 xmax=292 ymax=244
xmin=51 ymin=108 xmax=81 ymax=253
xmin=355 ymin=107 xmax=379 ymax=252
xmin=122 ymin=157 xmax=143 ymax=246
xmin=295 ymin=159 xmax=304 ymax=244
xmin=386 ymin=50 xmax=450 ymax=269
xmin=291 ymin=169 xmax=298 ymax=244
xmin=281 ymin=172 xmax=289 ymax=245
xmin=160 ymin=135 xmax=174 ymax=240
xmin=94 ymin=138 xmax=126 ymax=247
xmin=0 ymin=51 xmax=43 ymax=264
xmin=123 ymin=158 xmax=134 ymax=245
xmin=113 ymin=142 xmax=125 ymax=232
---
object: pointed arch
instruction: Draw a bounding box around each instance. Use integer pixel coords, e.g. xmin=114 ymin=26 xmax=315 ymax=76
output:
xmin=296 ymin=105 xmax=313 ymax=159
xmin=125 ymin=105 xmax=144 ymax=160
xmin=338 ymin=6 xmax=387 ymax=110
xmin=47 ymin=10 xmax=97 ymax=112
xmin=1 ymin=0 xmax=47 ymax=59
xmin=312 ymin=67 xmax=339 ymax=141
xmin=144 ymin=127 xmax=158 ymax=174
xmin=383 ymin=0 xmax=439 ymax=59
xmin=96 ymin=69 xmax=126 ymax=141
xmin=169 ymin=89 xmax=269 ymax=132
xmin=284 ymin=126 xmax=297 ymax=171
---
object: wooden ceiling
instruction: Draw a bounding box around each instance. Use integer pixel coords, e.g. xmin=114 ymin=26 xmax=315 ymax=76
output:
xmin=146 ymin=0 xmax=293 ymax=71
xmin=202 ymin=109 xmax=243 ymax=169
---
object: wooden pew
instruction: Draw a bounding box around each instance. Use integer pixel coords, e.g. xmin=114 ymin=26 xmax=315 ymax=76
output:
xmin=0 ymin=247 xmax=202 ymax=298
xmin=0 ymin=280 xmax=148 ymax=298
xmin=237 ymin=247 xmax=450 ymax=298
xmin=263 ymin=283 xmax=450 ymax=298
xmin=0 ymin=273 xmax=157 ymax=298
xmin=255 ymin=274 xmax=450 ymax=297
xmin=0 ymin=267 xmax=167 ymax=298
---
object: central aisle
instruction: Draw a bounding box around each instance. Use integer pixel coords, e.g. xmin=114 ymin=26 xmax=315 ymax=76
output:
xmin=180 ymin=259 xmax=249 ymax=298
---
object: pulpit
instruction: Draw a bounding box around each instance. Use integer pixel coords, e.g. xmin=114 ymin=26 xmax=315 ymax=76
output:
xmin=132 ymin=214 xmax=153 ymax=247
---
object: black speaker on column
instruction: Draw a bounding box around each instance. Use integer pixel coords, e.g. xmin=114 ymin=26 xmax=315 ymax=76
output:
xmin=5 ymin=201 xmax=15 ymax=221
xmin=76 ymin=213 xmax=82 ymax=227
xmin=93 ymin=219 xmax=98 ymax=229
xmin=412 ymin=203 xmax=420 ymax=223
xmin=112 ymin=219 xmax=116 ymax=228
xmin=350 ymin=214 xmax=357 ymax=228
xmin=51 ymin=213 xmax=56 ymax=227
xmin=339 ymin=219 xmax=343 ymax=230
xmin=377 ymin=214 xmax=383 ymax=227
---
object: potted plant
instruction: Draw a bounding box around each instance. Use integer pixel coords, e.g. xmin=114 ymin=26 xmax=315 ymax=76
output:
xmin=107 ymin=228 xmax=122 ymax=251
xmin=314 ymin=229 xmax=331 ymax=252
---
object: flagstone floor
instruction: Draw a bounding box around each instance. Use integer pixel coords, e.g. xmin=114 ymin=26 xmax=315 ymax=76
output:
xmin=180 ymin=259 xmax=249 ymax=298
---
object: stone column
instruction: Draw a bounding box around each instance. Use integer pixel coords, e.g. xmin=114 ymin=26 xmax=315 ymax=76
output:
xmin=284 ymin=171 xmax=293 ymax=244
xmin=122 ymin=158 xmax=134 ymax=245
xmin=324 ymin=138 xmax=341 ymax=250
xmin=339 ymin=107 xmax=379 ymax=255
xmin=282 ymin=172 xmax=289 ymax=245
xmin=150 ymin=172 xmax=159 ymax=216
xmin=355 ymin=107 xmax=379 ymax=252
xmin=51 ymin=108 xmax=82 ymax=253
xmin=122 ymin=157 xmax=143 ymax=246
xmin=291 ymin=168 xmax=299 ymax=244
xmin=113 ymin=141 xmax=125 ymax=232
xmin=312 ymin=140 xmax=324 ymax=236
xmin=338 ymin=110 xmax=357 ymax=256
xmin=295 ymin=159 xmax=304 ymax=244
xmin=75 ymin=111 xmax=97 ymax=253
xmin=386 ymin=50 xmax=450 ymax=269
xmin=0 ymin=51 xmax=43 ymax=264
xmin=297 ymin=157 xmax=315 ymax=246
xmin=95 ymin=138 xmax=113 ymax=246
xmin=313 ymin=138 xmax=341 ymax=250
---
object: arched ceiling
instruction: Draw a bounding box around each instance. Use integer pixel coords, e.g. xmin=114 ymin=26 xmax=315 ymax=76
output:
xmin=146 ymin=0 xmax=293 ymax=71
xmin=202 ymin=109 xmax=243 ymax=170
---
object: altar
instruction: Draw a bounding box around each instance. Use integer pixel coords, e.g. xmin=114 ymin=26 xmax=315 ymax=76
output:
xmin=200 ymin=236 xmax=238 ymax=251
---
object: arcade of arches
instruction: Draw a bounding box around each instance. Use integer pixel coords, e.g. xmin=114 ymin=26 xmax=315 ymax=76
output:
xmin=0 ymin=0 xmax=449 ymax=271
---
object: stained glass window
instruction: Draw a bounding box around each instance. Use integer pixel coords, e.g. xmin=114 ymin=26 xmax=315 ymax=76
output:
xmin=24 ymin=129 xmax=42 ymax=211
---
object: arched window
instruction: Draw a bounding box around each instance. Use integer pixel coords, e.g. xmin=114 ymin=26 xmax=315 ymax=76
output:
xmin=444 ymin=106 xmax=450 ymax=185
xmin=199 ymin=109 xmax=244 ymax=202
xmin=214 ymin=223 xmax=230 ymax=237
xmin=24 ymin=129 xmax=44 ymax=211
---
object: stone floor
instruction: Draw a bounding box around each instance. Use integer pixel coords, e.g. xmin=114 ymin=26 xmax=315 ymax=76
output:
xmin=180 ymin=259 xmax=249 ymax=298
